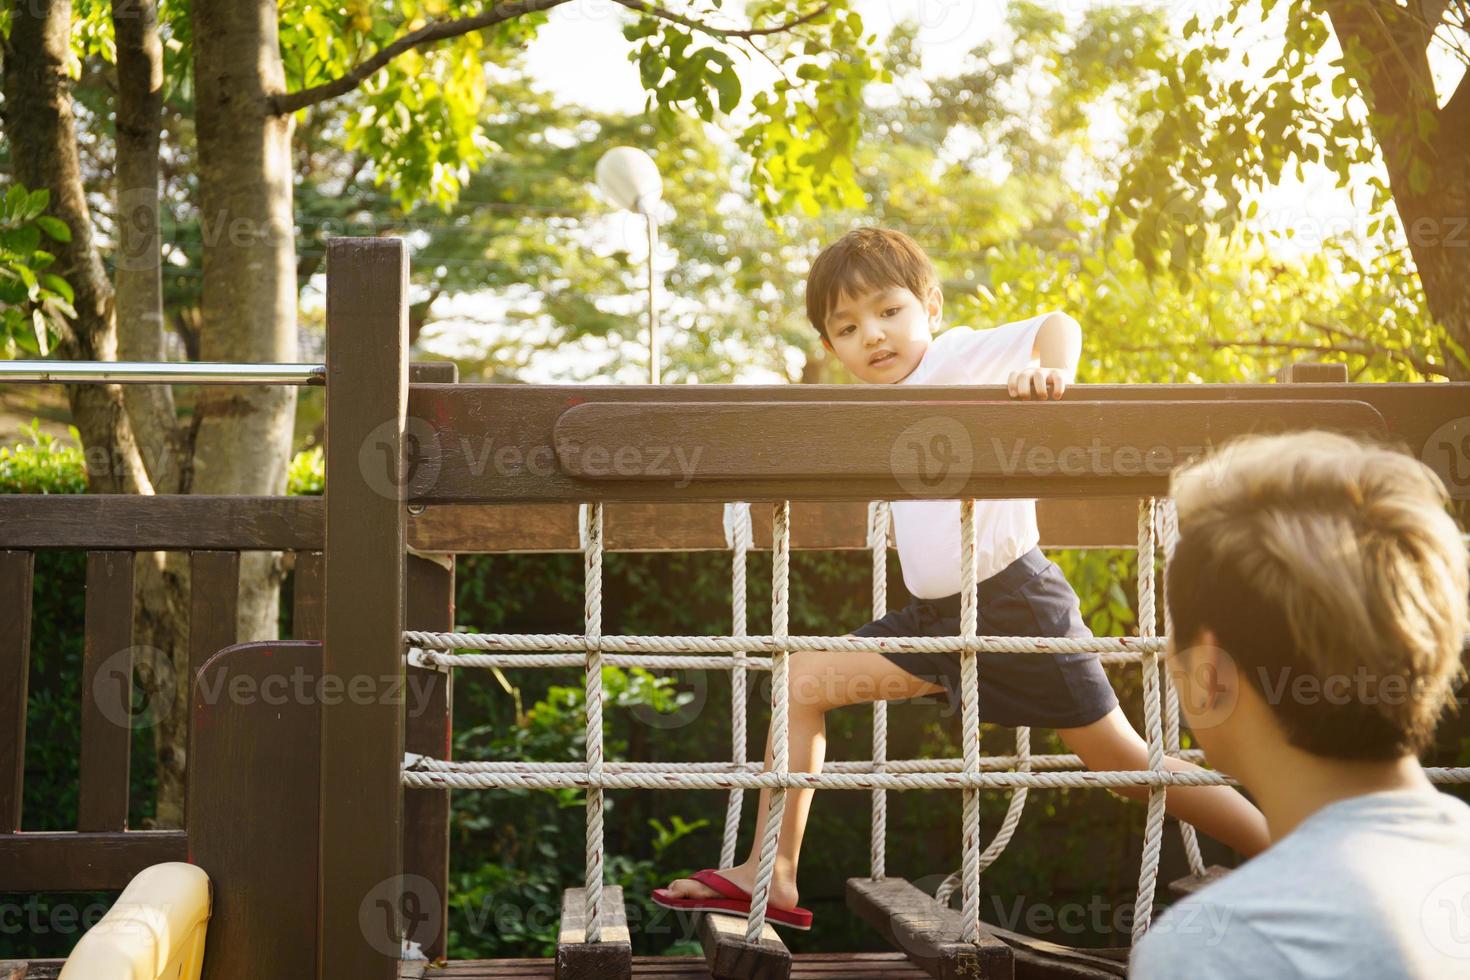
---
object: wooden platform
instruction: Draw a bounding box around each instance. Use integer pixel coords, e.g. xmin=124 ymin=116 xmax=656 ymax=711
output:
xmin=0 ymin=956 xmax=933 ymax=980
xmin=412 ymin=954 xmax=932 ymax=977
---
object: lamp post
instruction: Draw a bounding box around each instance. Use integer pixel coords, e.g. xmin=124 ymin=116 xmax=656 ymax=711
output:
xmin=595 ymin=147 xmax=664 ymax=384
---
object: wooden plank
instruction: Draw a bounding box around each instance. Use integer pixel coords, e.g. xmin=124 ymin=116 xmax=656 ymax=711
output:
xmin=410 ymin=361 xmax=458 ymax=384
xmin=78 ymin=551 xmax=134 ymax=833
xmin=697 ymin=911 xmax=792 ymax=980
xmin=0 ymin=494 xmax=1177 ymax=559
xmin=320 ymin=236 xmax=409 ymax=980
xmin=404 ymin=554 xmax=454 ymax=961
xmin=408 ymin=499 xmax=1144 ymax=552
xmin=0 ymin=495 xmax=322 ymax=550
xmin=293 ymin=551 xmax=326 ymax=641
xmin=1168 ymin=864 xmax=1232 ymax=898
xmin=980 ymin=923 xmax=1126 ymax=979
xmin=847 ymin=877 xmax=1013 ymax=980
xmin=417 ymin=954 xmax=935 ymax=979
xmin=0 ymin=830 xmax=187 ymax=890
xmin=553 ymin=399 xmax=1386 ymax=482
xmin=406 ymin=382 xmax=1467 ymax=503
xmin=190 ymin=641 xmax=321 ymax=980
xmin=0 ymin=552 xmax=34 ymax=831
xmin=1278 ymin=361 xmax=1349 ymax=383
xmin=555 ymin=886 xmax=632 ymax=980
xmin=186 ymin=551 xmax=238 ymax=830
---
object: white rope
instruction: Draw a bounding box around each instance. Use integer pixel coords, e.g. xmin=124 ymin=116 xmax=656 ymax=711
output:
xmin=1132 ymin=499 xmax=1167 ymax=945
xmin=960 ymin=499 xmax=982 ymax=944
xmin=408 ymin=648 xmax=1145 ymax=669
xmin=721 ymin=502 xmax=752 ymax=870
xmin=583 ymin=502 xmax=605 ymax=943
xmin=406 ymin=632 xmax=1160 ymax=657
xmin=869 ymin=501 xmax=890 ymax=881
xmin=936 ymin=723 xmax=1031 ymax=908
xmin=401 ymin=764 xmax=1253 ymax=791
xmin=408 ymin=751 xmax=1207 ymax=775
xmin=746 ymin=501 xmax=791 ymax=942
xmin=1160 ymin=499 xmax=1207 ymax=877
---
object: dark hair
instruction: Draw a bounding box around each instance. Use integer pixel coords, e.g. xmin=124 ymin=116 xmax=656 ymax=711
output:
xmin=805 ymin=227 xmax=939 ymax=341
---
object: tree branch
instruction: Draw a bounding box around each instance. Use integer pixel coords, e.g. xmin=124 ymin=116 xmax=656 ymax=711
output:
xmin=607 ymin=0 xmax=831 ymax=40
xmin=271 ymin=0 xmax=572 ymax=115
xmin=1116 ymin=336 xmax=1448 ymax=379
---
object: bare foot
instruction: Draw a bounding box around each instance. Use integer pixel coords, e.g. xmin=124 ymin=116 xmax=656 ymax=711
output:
xmin=664 ymin=863 xmax=801 ymax=910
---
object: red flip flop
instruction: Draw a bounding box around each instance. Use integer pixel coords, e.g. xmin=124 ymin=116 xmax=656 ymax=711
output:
xmin=652 ymin=869 xmax=814 ymax=930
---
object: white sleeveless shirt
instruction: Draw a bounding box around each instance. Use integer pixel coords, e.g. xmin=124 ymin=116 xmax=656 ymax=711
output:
xmin=890 ymin=313 xmax=1058 ymax=599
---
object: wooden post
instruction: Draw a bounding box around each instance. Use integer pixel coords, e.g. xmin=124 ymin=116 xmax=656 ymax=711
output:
xmin=0 ymin=552 xmax=33 ymax=832
xmin=78 ymin=551 xmax=135 ymax=832
xmin=320 ymin=237 xmax=409 ymax=978
xmin=403 ymin=553 xmax=454 ymax=961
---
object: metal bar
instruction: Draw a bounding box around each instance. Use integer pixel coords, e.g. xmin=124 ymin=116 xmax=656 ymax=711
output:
xmin=0 ymin=360 xmax=325 ymax=385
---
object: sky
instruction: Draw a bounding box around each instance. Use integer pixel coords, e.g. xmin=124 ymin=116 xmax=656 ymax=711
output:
xmin=416 ymin=0 xmax=1464 ymax=383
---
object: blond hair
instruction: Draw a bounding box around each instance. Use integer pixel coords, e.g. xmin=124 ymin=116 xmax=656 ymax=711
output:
xmin=1167 ymin=430 xmax=1468 ymax=759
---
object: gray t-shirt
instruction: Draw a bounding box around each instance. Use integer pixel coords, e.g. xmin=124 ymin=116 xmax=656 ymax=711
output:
xmin=1131 ymin=789 xmax=1470 ymax=979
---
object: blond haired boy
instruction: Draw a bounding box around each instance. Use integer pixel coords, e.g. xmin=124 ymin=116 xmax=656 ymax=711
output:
xmin=1132 ymin=431 xmax=1470 ymax=977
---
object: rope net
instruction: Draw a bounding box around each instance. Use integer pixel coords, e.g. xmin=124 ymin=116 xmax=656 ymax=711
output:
xmin=399 ymin=496 xmax=1470 ymax=948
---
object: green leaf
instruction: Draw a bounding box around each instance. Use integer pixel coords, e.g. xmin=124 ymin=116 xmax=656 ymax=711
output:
xmin=35 ymin=215 xmax=71 ymax=243
xmin=42 ymin=273 xmax=74 ymax=304
xmin=23 ymin=188 xmax=50 ymax=221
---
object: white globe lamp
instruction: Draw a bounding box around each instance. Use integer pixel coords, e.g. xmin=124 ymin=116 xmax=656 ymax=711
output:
xmin=595 ymin=147 xmax=664 ymax=383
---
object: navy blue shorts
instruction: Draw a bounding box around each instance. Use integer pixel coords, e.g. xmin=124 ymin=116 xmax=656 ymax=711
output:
xmin=853 ymin=547 xmax=1119 ymax=729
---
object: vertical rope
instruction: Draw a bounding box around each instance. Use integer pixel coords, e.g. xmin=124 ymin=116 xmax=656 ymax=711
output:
xmin=1161 ymin=499 xmax=1206 ymax=876
xmin=583 ymin=502 xmax=605 ymax=943
xmin=721 ymin=502 xmax=753 ymax=869
xmin=1132 ymin=498 xmax=1166 ymax=945
xmin=747 ymin=500 xmax=790 ymax=942
xmin=959 ymin=499 xmax=982 ymax=944
xmin=869 ymin=500 xmax=889 ymax=881
xmin=937 ymin=722 xmax=1029 ymax=908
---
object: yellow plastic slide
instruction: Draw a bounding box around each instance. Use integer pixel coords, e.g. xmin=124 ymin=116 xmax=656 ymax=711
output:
xmin=59 ymin=863 xmax=210 ymax=980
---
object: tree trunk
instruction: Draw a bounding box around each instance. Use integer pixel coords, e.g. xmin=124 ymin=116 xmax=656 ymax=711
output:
xmin=1325 ymin=0 xmax=1470 ymax=380
xmin=114 ymin=0 xmax=197 ymax=830
xmin=2 ymin=0 xmax=150 ymax=494
xmin=191 ymin=0 xmax=300 ymax=641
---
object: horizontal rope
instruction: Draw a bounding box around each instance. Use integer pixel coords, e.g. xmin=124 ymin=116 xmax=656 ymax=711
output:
xmin=402 ymin=763 xmax=1470 ymax=792
xmin=405 ymin=631 xmax=1161 ymax=657
xmin=403 ymin=766 xmax=1234 ymax=791
xmin=413 ymin=650 xmax=777 ymax=671
xmin=401 ymin=750 xmax=1206 ymax=775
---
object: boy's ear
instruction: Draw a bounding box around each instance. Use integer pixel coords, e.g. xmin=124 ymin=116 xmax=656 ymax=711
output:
xmin=927 ymin=285 xmax=943 ymax=321
xmin=820 ymin=333 xmax=833 ymax=353
xmin=1169 ymin=630 xmax=1241 ymax=732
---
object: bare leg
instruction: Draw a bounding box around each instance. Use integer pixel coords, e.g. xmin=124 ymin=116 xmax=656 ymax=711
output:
xmin=1059 ymin=706 xmax=1270 ymax=857
xmin=663 ymin=647 xmax=944 ymax=909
